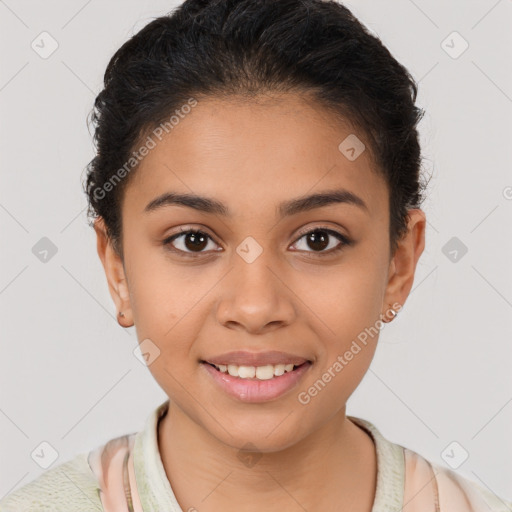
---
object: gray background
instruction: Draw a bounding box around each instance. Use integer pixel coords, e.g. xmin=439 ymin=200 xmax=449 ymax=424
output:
xmin=1 ymin=0 xmax=511 ymax=504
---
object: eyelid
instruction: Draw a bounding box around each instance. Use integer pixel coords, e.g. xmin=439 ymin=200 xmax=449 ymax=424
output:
xmin=292 ymin=223 xmax=350 ymax=243
xmin=165 ymin=225 xmax=218 ymax=243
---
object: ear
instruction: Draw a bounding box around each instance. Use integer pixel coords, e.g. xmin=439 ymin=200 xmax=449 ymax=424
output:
xmin=381 ymin=209 xmax=426 ymax=320
xmin=94 ymin=217 xmax=133 ymax=327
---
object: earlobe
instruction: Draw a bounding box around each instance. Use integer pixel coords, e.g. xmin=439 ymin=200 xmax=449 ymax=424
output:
xmin=381 ymin=209 xmax=426 ymax=319
xmin=93 ymin=218 xmax=134 ymax=327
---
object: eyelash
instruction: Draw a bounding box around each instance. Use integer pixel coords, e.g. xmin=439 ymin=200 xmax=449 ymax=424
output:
xmin=162 ymin=226 xmax=353 ymax=259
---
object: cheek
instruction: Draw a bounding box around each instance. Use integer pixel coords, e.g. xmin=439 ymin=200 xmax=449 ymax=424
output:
xmin=127 ymin=240 xmax=186 ymax=315
xmin=299 ymin=260 xmax=385 ymax=336
xmin=126 ymin=247 xmax=201 ymax=353
xmin=294 ymin=253 xmax=387 ymax=388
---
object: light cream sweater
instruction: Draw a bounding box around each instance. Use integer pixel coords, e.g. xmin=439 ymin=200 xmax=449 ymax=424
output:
xmin=1 ymin=400 xmax=510 ymax=511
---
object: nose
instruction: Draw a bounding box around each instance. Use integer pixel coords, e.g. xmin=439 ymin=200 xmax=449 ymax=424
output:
xmin=215 ymin=248 xmax=296 ymax=335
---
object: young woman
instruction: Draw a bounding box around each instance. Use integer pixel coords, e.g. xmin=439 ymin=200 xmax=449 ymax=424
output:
xmin=1 ymin=0 xmax=510 ymax=511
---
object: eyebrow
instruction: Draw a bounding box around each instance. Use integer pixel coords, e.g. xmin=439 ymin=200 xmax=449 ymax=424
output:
xmin=144 ymin=188 xmax=369 ymax=218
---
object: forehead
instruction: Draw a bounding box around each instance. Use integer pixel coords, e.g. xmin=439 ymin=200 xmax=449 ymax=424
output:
xmin=123 ymin=93 xmax=387 ymax=219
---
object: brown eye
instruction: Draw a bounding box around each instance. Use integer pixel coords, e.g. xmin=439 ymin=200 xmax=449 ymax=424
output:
xmin=305 ymin=230 xmax=330 ymax=251
xmin=291 ymin=228 xmax=352 ymax=255
xmin=164 ymin=229 xmax=219 ymax=255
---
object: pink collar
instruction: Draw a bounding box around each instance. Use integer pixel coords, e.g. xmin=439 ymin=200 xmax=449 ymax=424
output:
xmin=88 ymin=433 xmax=142 ymax=512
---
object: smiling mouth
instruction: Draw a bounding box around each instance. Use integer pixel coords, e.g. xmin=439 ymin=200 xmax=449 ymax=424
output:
xmin=201 ymin=361 xmax=311 ymax=380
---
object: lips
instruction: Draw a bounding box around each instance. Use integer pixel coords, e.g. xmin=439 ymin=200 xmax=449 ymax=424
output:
xmin=200 ymin=358 xmax=312 ymax=402
xmin=201 ymin=350 xmax=311 ymax=367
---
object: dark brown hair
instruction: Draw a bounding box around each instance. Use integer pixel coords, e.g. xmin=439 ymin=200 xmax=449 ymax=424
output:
xmin=83 ymin=0 xmax=429 ymax=258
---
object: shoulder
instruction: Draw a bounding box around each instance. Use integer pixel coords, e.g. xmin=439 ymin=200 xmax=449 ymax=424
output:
xmin=432 ymin=460 xmax=512 ymax=512
xmin=0 ymin=451 xmax=102 ymax=512
xmin=404 ymin=447 xmax=512 ymax=511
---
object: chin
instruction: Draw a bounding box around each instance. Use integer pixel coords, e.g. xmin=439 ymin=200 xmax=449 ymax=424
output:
xmin=206 ymin=413 xmax=311 ymax=455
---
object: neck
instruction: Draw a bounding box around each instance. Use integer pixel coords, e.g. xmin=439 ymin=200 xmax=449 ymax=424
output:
xmin=157 ymin=401 xmax=377 ymax=512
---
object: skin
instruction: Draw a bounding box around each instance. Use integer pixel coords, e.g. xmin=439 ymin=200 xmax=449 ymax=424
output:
xmin=95 ymin=92 xmax=426 ymax=512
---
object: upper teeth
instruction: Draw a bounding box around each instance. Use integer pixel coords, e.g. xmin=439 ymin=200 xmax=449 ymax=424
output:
xmin=211 ymin=363 xmax=296 ymax=380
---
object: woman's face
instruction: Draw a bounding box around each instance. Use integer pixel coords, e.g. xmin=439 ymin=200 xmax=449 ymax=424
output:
xmin=97 ymin=93 xmax=425 ymax=451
